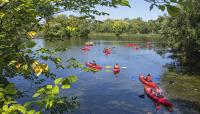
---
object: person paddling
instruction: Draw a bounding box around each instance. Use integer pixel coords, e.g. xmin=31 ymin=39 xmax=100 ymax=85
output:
xmin=145 ymin=74 xmax=152 ymax=82
xmin=114 ymin=63 xmax=120 ymax=69
xmin=92 ymin=60 xmax=96 ymax=65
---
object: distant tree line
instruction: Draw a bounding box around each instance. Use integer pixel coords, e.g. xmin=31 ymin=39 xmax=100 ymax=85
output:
xmin=91 ymin=17 xmax=166 ymax=36
xmin=42 ymin=15 xmax=91 ymax=39
xmin=42 ymin=15 xmax=166 ymax=38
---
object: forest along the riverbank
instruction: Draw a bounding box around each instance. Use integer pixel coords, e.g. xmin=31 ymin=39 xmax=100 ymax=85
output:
xmin=161 ymin=71 xmax=200 ymax=114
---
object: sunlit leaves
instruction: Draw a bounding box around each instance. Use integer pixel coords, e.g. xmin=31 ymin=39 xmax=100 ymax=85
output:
xmin=54 ymin=78 xmax=63 ymax=85
xmin=1 ymin=0 xmax=132 ymax=113
xmin=32 ymin=76 xmax=78 ymax=112
xmin=33 ymin=93 xmax=40 ymax=98
xmin=120 ymin=0 xmax=131 ymax=7
xmin=41 ymin=64 xmax=48 ymax=72
xmin=66 ymin=26 xmax=77 ymax=32
xmin=112 ymin=0 xmax=130 ymax=7
xmin=61 ymin=79 xmax=71 ymax=89
xmin=67 ymin=75 xmax=78 ymax=83
xmin=146 ymin=0 xmax=184 ymax=16
xmin=111 ymin=20 xmax=128 ymax=36
xmin=46 ymin=85 xmax=53 ymax=89
xmin=33 ymin=76 xmax=78 ymax=98
xmin=27 ymin=31 xmax=37 ymax=38
xmin=53 ymin=57 xmax=61 ymax=64
xmin=52 ymin=86 xmax=59 ymax=94
xmin=33 ymin=65 xmax=43 ymax=76
xmin=8 ymin=60 xmax=17 ymax=66
xmin=32 ymin=61 xmax=48 ymax=76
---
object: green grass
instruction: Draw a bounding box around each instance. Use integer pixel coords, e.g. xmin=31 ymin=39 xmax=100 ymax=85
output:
xmin=89 ymin=32 xmax=161 ymax=39
xmin=161 ymin=71 xmax=200 ymax=113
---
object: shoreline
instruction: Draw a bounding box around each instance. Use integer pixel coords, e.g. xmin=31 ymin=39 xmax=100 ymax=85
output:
xmin=161 ymin=71 xmax=200 ymax=113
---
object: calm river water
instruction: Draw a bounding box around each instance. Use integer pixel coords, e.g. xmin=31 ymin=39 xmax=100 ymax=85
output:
xmin=10 ymin=36 xmax=188 ymax=114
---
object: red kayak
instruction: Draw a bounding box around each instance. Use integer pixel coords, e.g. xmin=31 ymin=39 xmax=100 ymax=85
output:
xmin=85 ymin=63 xmax=102 ymax=70
xmin=126 ymin=43 xmax=138 ymax=47
xmin=103 ymin=49 xmax=111 ymax=54
xmin=104 ymin=51 xmax=111 ymax=55
xmin=139 ymin=75 xmax=157 ymax=88
xmin=81 ymin=47 xmax=90 ymax=51
xmin=144 ymin=85 xmax=173 ymax=107
xmin=113 ymin=68 xmax=120 ymax=74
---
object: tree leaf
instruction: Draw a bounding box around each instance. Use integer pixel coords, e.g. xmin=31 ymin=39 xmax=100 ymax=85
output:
xmin=61 ymin=79 xmax=71 ymax=89
xmin=27 ymin=110 xmax=35 ymax=114
xmin=67 ymin=75 xmax=78 ymax=83
xmin=8 ymin=60 xmax=17 ymax=66
xmin=37 ymin=88 xmax=45 ymax=93
xmin=150 ymin=4 xmax=154 ymax=11
xmin=2 ymin=0 xmax=9 ymax=3
xmin=34 ymin=65 xmax=43 ymax=76
xmin=158 ymin=5 xmax=165 ymax=11
xmin=166 ymin=5 xmax=180 ymax=16
xmin=26 ymin=40 xmax=36 ymax=48
xmin=120 ymin=0 xmax=131 ymax=7
xmin=46 ymin=85 xmax=53 ymax=89
xmin=41 ymin=64 xmax=48 ymax=72
xmin=3 ymin=105 xmax=8 ymax=111
xmin=17 ymin=105 xmax=27 ymax=113
xmin=54 ymin=78 xmax=63 ymax=85
xmin=33 ymin=93 xmax=40 ymax=98
xmin=52 ymin=85 xmax=59 ymax=94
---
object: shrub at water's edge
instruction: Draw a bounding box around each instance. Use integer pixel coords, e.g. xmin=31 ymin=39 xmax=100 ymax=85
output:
xmin=89 ymin=32 xmax=161 ymax=39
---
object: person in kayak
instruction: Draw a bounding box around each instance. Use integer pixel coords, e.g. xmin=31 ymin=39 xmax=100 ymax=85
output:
xmin=145 ymin=74 xmax=152 ymax=82
xmin=114 ymin=63 xmax=120 ymax=69
xmin=92 ymin=60 xmax=97 ymax=65
xmin=151 ymin=88 xmax=163 ymax=98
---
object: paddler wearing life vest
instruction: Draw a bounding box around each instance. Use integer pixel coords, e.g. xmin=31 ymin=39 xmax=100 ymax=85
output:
xmin=145 ymin=74 xmax=152 ymax=82
xmin=114 ymin=63 xmax=120 ymax=69
xmin=92 ymin=60 xmax=97 ymax=65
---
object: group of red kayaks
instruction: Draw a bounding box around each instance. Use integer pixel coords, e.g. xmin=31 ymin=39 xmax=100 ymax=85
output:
xmin=81 ymin=42 xmax=112 ymax=55
xmin=139 ymin=75 xmax=173 ymax=111
xmin=81 ymin=42 xmax=94 ymax=51
xmin=126 ymin=43 xmax=140 ymax=49
xmin=103 ymin=48 xmax=112 ymax=55
xmin=126 ymin=42 xmax=152 ymax=49
xmin=85 ymin=62 xmax=120 ymax=74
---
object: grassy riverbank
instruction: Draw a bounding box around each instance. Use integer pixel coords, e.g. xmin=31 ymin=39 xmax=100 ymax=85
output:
xmin=89 ymin=33 xmax=161 ymax=39
xmin=161 ymin=72 xmax=200 ymax=113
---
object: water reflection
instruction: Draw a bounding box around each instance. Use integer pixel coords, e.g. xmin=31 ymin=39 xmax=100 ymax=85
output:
xmin=11 ymin=37 xmax=178 ymax=114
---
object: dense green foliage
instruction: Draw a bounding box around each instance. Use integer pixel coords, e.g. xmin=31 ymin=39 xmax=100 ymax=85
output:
xmin=0 ymin=0 xmax=131 ymax=113
xmin=0 ymin=0 xmax=196 ymax=113
xmin=161 ymin=0 xmax=200 ymax=74
xmin=43 ymin=16 xmax=166 ymax=37
xmin=42 ymin=15 xmax=91 ymax=39
xmin=92 ymin=17 xmax=165 ymax=35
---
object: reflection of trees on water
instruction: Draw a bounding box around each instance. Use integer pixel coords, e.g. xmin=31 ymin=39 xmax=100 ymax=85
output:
xmin=156 ymin=49 xmax=200 ymax=75
xmin=42 ymin=38 xmax=87 ymax=49
xmin=152 ymin=40 xmax=200 ymax=75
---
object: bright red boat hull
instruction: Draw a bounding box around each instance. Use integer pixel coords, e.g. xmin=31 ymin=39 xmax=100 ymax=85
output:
xmin=144 ymin=86 xmax=173 ymax=107
xmin=139 ymin=75 xmax=157 ymax=88
xmin=85 ymin=63 xmax=102 ymax=70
